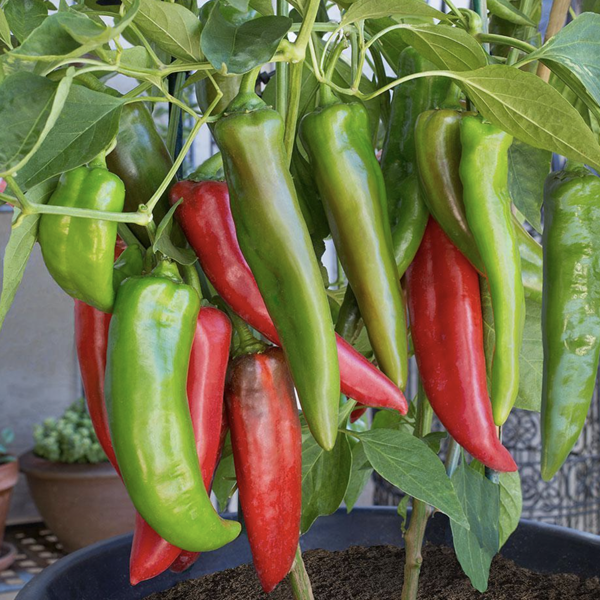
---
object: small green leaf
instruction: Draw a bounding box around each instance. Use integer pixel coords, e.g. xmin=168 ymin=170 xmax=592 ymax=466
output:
xmin=212 ymin=433 xmax=237 ymax=512
xmin=153 ymin=200 xmax=198 ymax=266
xmin=249 ymin=0 xmax=274 ymax=15
xmin=344 ymin=441 xmax=373 ymax=512
xmin=450 ymin=460 xmax=500 ymax=593
xmin=397 ymin=494 xmax=410 ymax=532
xmin=122 ymin=0 xmax=202 ymax=62
xmin=508 ymin=139 xmax=550 ymax=233
xmin=0 ymin=178 xmax=57 ymax=333
xmin=0 ymin=9 xmax=12 ymax=49
xmin=360 ymin=429 xmax=468 ymax=527
xmin=341 ymin=0 xmax=447 ymax=27
xmin=301 ymin=428 xmax=352 ymax=533
xmin=487 ymin=0 xmax=536 ymax=27
xmin=201 ymin=1 xmax=292 ymax=74
xmin=498 ymin=470 xmax=522 ymax=547
xmin=4 ymin=0 xmax=49 ymax=45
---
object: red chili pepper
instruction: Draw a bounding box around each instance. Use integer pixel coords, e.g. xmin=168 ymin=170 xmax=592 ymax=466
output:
xmin=75 ymin=293 xmax=232 ymax=584
xmin=405 ymin=219 xmax=517 ymax=472
xmin=169 ymin=179 xmax=407 ymax=415
xmin=226 ymin=347 xmax=302 ymax=593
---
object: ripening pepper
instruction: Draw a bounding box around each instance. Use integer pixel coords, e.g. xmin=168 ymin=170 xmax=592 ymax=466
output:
xmin=541 ymin=164 xmax=600 ymax=481
xmin=169 ymin=175 xmax=407 ymax=417
xmin=39 ymin=164 xmax=125 ymax=313
xmin=407 ymin=219 xmax=517 ymax=472
xmin=300 ymin=99 xmax=407 ymax=389
xmin=105 ymin=260 xmax=240 ymax=551
xmin=226 ymin=347 xmax=302 ymax=593
xmin=414 ymin=109 xmax=543 ymax=303
xmin=459 ymin=115 xmax=525 ymax=426
xmin=213 ymin=88 xmax=340 ymax=451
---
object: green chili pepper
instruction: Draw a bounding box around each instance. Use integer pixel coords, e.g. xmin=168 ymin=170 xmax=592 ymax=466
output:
xmin=38 ymin=164 xmax=125 ymax=313
xmin=459 ymin=115 xmax=525 ymax=426
xmin=214 ymin=88 xmax=340 ymax=451
xmin=415 ymin=108 xmax=543 ymax=303
xmin=105 ymin=260 xmax=241 ymax=550
xmin=541 ymin=164 xmax=600 ymax=481
xmin=300 ymin=99 xmax=407 ymax=389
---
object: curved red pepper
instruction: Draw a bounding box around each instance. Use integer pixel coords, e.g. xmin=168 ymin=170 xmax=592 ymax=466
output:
xmin=169 ymin=179 xmax=407 ymax=415
xmin=406 ymin=219 xmax=517 ymax=472
xmin=226 ymin=347 xmax=302 ymax=593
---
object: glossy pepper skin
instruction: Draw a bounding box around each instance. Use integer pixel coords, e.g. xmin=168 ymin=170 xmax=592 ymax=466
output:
xmin=226 ymin=347 xmax=302 ymax=593
xmin=541 ymin=166 xmax=600 ymax=481
xmin=106 ymin=103 xmax=173 ymax=247
xmin=169 ymin=178 xmax=407 ymax=416
xmin=300 ymin=101 xmax=407 ymax=389
xmin=105 ymin=261 xmax=240 ymax=551
xmin=38 ymin=165 xmax=125 ymax=313
xmin=407 ymin=219 xmax=517 ymax=472
xmin=459 ymin=116 xmax=525 ymax=426
xmin=213 ymin=92 xmax=340 ymax=451
xmin=414 ymin=109 xmax=543 ymax=303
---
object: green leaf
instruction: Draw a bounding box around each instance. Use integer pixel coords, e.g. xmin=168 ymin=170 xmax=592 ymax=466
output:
xmin=341 ymin=0 xmax=447 ymax=26
xmin=4 ymin=0 xmax=49 ymax=45
xmin=212 ymin=433 xmax=237 ymax=512
xmin=153 ymin=200 xmax=198 ymax=266
xmin=508 ymin=139 xmax=550 ymax=233
xmin=481 ymin=280 xmax=543 ymax=412
xmin=0 ymin=71 xmax=72 ymax=178
xmin=0 ymin=9 xmax=12 ymax=49
xmin=487 ymin=0 xmax=536 ymax=27
xmin=454 ymin=65 xmax=600 ymax=170
xmin=301 ymin=428 xmax=352 ymax=533
xmin=201 ymin=1 xmax=292 ymax=74
xmin=15 ymin=85 xmax=124 ymax=192
xmin=365 ymin=18 xmax=409 ymax=72
xmin=399 ymin=24 xmax=488 ymax=71
xmin=450 ymin=460 xmax=500 ymax=593
xmin=0 ymin=178 xmax=57 ymax=334
xmin=344 ymin=441 xmax=373 ymax=512
xmin=249 ymin=0 xmax=274 ymax=15
xmin=122 ymin=0 xmax=202 ymax=62
xmin=372 ymin=400 xmax=417 ymax=433
xmin=360 ymin=429 xmax=468 ymax=527
xmin=528 ymin=13 xmax=600 ymax=110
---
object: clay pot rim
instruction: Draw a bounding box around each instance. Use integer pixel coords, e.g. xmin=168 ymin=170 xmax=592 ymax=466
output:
xmin=0 ymin=458 xmax=20 ymax=491
xmin=19 ymin=450 xmax=118 ymax=481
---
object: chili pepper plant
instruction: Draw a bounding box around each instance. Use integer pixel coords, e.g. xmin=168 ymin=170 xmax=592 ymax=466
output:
xmin=0 ymin=0 xmax=599 ymax=597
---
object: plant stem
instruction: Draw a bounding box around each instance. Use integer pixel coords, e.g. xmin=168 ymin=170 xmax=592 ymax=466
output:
xmin=289 ymin=544 xmax=315 ymax=600
xmin=401 ymin=382 xmax=433 ymax=600
xmin=473 ymin=0 xmax=489 ymax=53
xmin=477 ymin=33 xmax=536 ymax=54
xmin=276 ymin=0 xmax=289 ymax=121
xmin=166 ymin=71 xmax=186 ymax=159
xmin=537 ymin=0 xmax=571 ymax=81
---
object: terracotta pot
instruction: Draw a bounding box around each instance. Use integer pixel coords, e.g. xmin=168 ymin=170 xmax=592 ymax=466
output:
xmin=0 ymin=459 xmax=19 ymax=548
xmin=20 ymin=451 xmax=135 ymax=553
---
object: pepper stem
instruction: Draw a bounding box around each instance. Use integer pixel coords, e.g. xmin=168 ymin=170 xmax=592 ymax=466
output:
xmin=400 ymin=381 xmax=434 ymax=600
xmin=240 ymin=66 xmax=262 ymax=95
xmin=189 ymin=152 xmax=224 ymax=182
xmin=289 ymin=545 xmax=315 ymax=600
xmin=230 ymin=312 xmax=267 ymax=357
xmin=319 ymin=38 xmax=346 ymax=107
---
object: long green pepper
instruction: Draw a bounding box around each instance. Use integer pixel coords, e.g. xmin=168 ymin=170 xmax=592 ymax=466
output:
xmin=541 ymin=164 xmax=600 ymax=480
xmin=459 ymin=116 xmax=525 ymax=426
xmin=214 ymin=87 xmax=340 ymax=451
xmin=105 ymin=261 xmax=241 ymax=551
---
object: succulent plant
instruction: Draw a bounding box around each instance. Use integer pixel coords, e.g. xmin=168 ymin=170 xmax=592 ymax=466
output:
xmin=0 ymin=428 xmax=15 ymax=465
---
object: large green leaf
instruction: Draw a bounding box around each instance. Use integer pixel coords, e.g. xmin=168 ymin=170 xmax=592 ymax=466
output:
xmin=450 ymin=460 xmax=500 ymax=593
xmin=360 ymin=429 xmax=468 ymax=527
xmin=4 ymin=0 xmax=49 ymax=45
xmin=481 ymin=280 xmax=543 ymax=412
xmin=15 ymin=85 xmax=124 ymax=192
xmin=344 ymin=441 xmax=373 ymax=512
xmin=341 ymin=0 xmax=446 ymax=27
xmin=301 ymin=428 xmax=352 ymax=533
xmin=453 ymin=65 xmax=600 ymax=170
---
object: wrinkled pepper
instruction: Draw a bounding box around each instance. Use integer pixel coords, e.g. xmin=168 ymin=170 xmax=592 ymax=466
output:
xmin=105 ymin=260 xmax=240 ymax=551
xmin=541 ymin=164 xmax=600 ymax=480
xmin=407 ymin=219 xmax=517 ymax=472
xmin=414 ymin=109 xmax=543 ymax=303
xmin=213 ymin=88 xmax=340 ymax=450
xmin=226 ymin=347 xmax=302 ymax=593
xmin=39 ymin=163 xmax=125 ymax=312
xmin=459 ymin=115 xmax=525 ymax=426
xmin=300 ymin=99 xmax=407 ymax=389
xmin=169 ymin=175 xmax=407 ymax=416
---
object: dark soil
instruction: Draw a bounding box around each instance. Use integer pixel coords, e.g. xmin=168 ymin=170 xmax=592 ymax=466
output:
xmin=144 ymin=543 xmax=600 ymax=599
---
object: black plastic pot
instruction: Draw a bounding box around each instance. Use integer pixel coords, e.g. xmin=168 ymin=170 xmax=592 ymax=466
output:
xmin=17 ymin=507 xmax=600 ymax=600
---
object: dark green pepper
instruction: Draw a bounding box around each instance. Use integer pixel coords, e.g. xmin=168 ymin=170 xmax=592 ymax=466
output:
xmin=414 ymin=108 xmax=543 ymax=303
xmin=459 ymin=115 xmax=525 ymax=426
xmin=300 ymin=100 xmax=407 ymax=389
xmin=214 ymin=89 xmax=340 ymax=451
xmin=38 ymin=164 xmax=125 ymax=313
xmin=541 ymin=164 xmax=600 ymax=480
xmin=105 ymin=260 xmax=241 ymax=550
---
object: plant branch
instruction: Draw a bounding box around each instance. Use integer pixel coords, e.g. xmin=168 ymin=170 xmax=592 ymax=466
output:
xmin=276 ymin=0 xmax=290 ymax=121
xmin=289 ymin=545 xmax=315 ymax=600
xmin=537 ymin=0 xmax=571 ymax=81
xmin=477 ymin=33 xmax=536 ymax=54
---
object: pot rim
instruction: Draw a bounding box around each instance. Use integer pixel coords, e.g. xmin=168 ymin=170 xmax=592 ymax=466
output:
xmin=19 ymin=450 xmax=117 ymax=480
